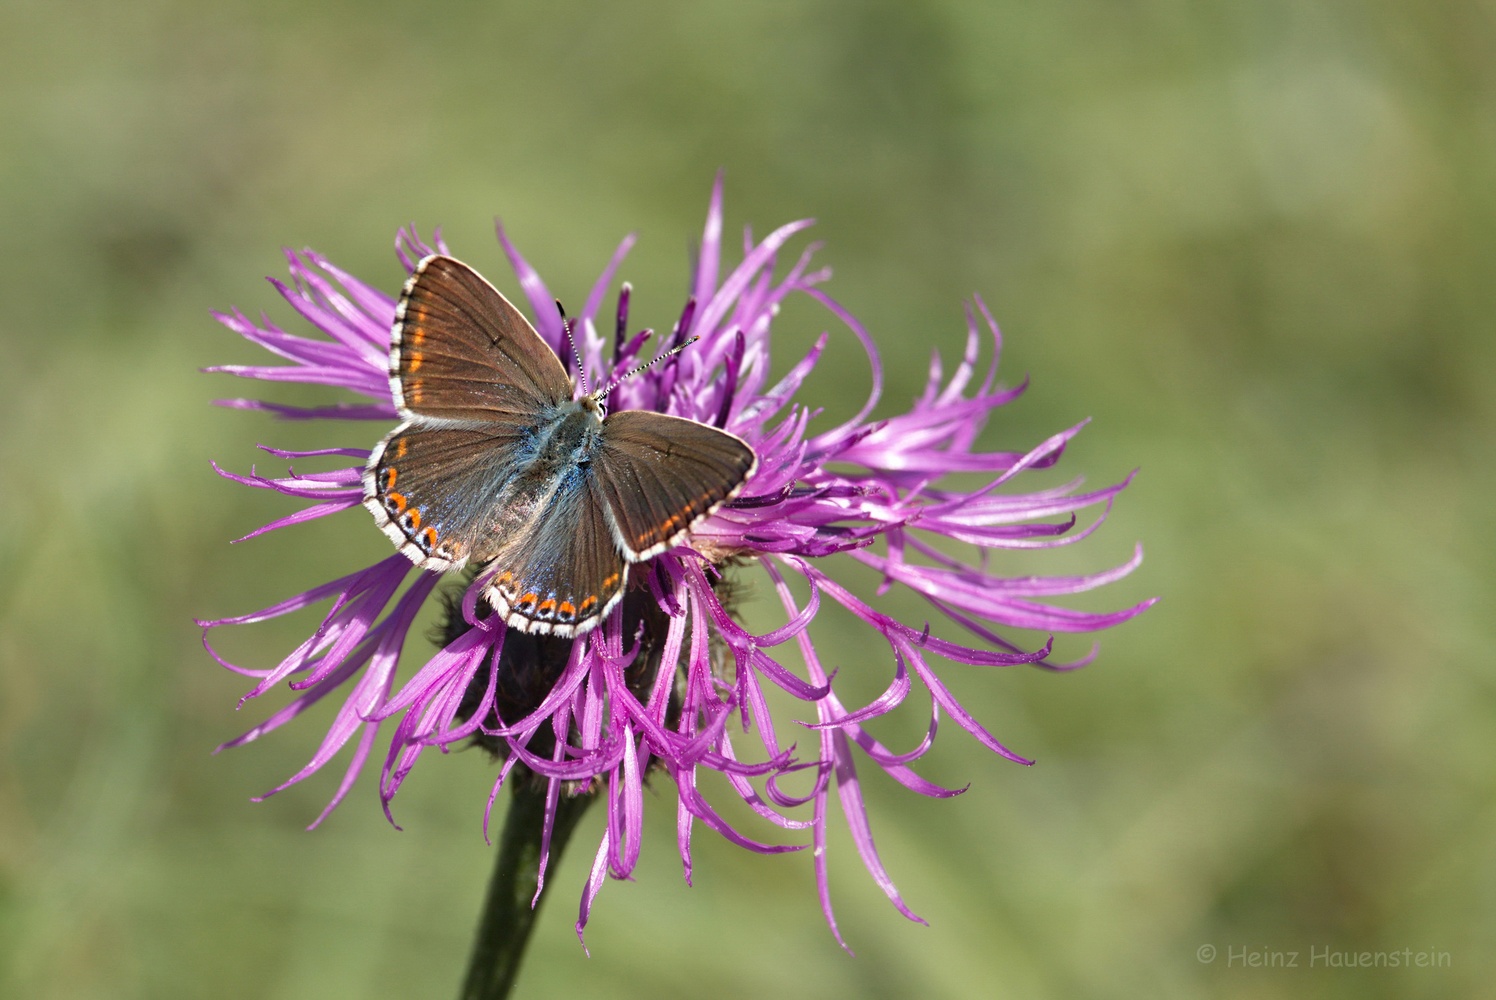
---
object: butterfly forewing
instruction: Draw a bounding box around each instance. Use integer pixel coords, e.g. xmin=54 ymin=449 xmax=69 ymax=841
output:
xmin=594 ymin=410 xmax=757 ymax=560
xmin=484 ymin=466 xmax=629 ymax=636
xmin=392 ymin=255 xmax=571 ymax=420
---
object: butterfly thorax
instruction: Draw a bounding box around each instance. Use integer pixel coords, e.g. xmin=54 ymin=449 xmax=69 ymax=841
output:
xmin=530 ymin=398 xmax=604 ymax=471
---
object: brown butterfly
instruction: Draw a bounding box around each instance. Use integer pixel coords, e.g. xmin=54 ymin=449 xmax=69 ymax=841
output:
xmin=362 ymin=255 xmax=756 ymax=636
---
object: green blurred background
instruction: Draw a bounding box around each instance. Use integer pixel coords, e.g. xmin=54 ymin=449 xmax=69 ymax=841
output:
xmin=3 ymin=1 xmax=1492 ymax=997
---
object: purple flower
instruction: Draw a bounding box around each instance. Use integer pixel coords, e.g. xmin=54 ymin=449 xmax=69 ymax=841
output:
xmin=202 ymin=178 xmax=1154 ymax=948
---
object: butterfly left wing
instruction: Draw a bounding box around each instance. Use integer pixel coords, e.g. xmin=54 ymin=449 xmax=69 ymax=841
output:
xmin=483 ymin=466 xmax=630 ymax=637
xmin=367 ymin=254 xmax=577 ymax=575
xmin=392 ymin=255 xmax=572 ymax=421
xmin=593 ymin=410 xmax=757 ymax=560
xmin=364 ymin=420 xmax=538 ymax=573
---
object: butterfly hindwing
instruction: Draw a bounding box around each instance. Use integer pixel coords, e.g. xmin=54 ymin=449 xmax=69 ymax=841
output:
xmin=484 ymin=463 xmax=629 ymax=637
xmin=392 ymin=255 xmax=571 ymax=420
xmin=363 ymin=418 xmax=544 ymax=573
xmin=593 ymin=410 xmax=757 ymax=560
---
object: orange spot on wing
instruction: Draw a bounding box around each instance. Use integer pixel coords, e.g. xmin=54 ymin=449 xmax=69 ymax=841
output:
xmin=603 ymin=572 xmax=620 ymax=589
xmin=407 ymin=352 xmax=423 ymax=372
xmin=558 ymin=601 xmax=576 ymax=617
xmin=387 ymin=491 xmax=407 ymax=513
xmin=382 ymin=467 xmax=397 ymax=490
xmin=422 ymin=527 xmax=438 ymax=549
xmin=537 ymin=598 xmax=557 ymax=615
xmin=579 ymin=595 xmax=598 ymax=614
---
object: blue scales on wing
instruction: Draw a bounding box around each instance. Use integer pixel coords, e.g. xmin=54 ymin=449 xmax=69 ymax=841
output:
xmin=483 ymin=460 xmax=630 ymax=637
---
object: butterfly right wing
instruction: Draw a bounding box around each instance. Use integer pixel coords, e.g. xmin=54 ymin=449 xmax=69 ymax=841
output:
xmin=391 ymin=255 xmax=572 ymax=421
xmin=592 ymin=410 xmax=757 ymax=561
xmin=482 ymin=463 xmax=629 ymax=637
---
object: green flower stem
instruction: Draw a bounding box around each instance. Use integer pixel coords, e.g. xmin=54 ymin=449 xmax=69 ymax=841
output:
xmin=459 ymin=785 xmax=595 ymax=1000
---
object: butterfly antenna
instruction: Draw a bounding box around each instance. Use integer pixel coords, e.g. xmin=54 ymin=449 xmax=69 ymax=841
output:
xmin=556 ymin=299 xmax=589 ymax=396
xmin=594 ymin=336 xmax=701 ymax=402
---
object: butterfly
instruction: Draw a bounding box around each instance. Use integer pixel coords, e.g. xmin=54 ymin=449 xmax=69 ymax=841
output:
xmin=361 ymin=255 xmax=757 ymax=638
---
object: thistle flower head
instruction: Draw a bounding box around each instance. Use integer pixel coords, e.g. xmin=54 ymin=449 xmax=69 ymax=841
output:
xmin=202 ymin=178 xmax=1153 ymax=947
